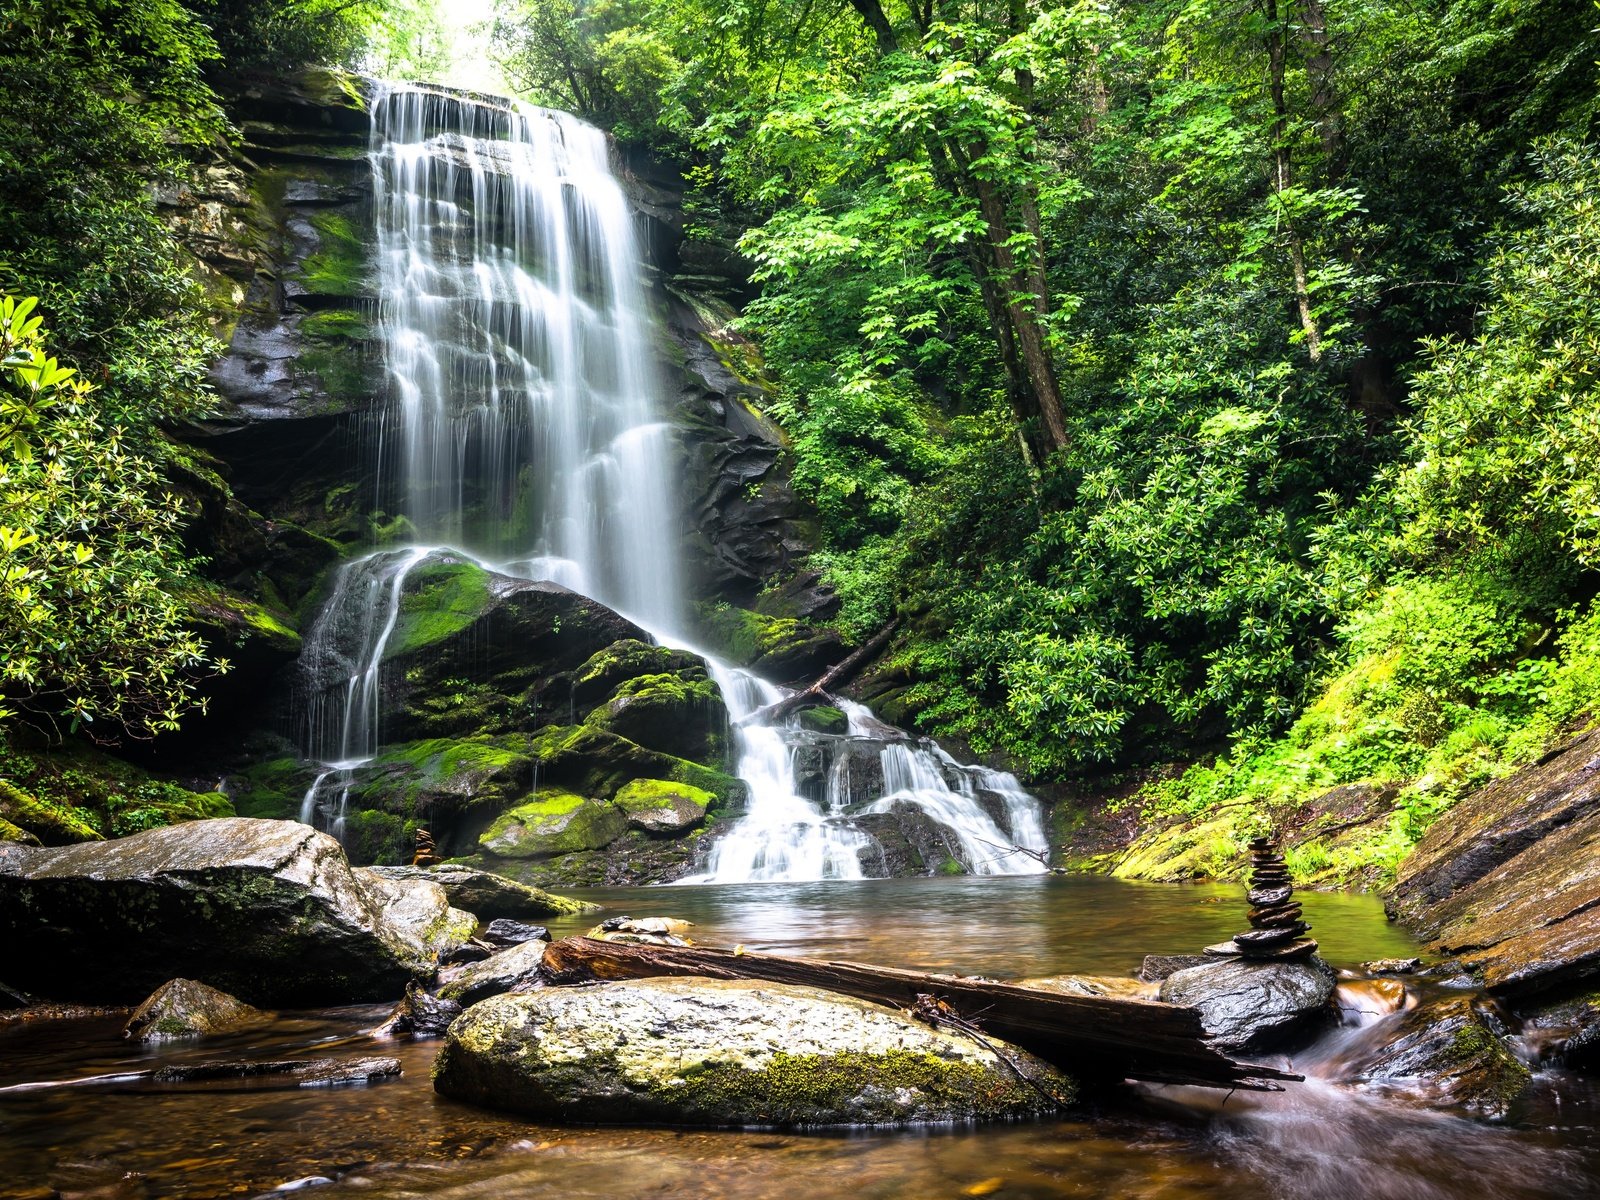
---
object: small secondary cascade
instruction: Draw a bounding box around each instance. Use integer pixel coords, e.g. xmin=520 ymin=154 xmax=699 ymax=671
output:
xmin=296 ymin=80 xmax=1047 ymax=880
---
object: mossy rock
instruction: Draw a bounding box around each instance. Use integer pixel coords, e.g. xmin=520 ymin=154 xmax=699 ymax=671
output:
xmin=692 ymin=602 xmax=843 ymax=684
xmin=0 ymin=815 xmax=41 ymax=845
xmin=562 ymin=639 xmax=704 ymax=712
xmin=228 ymin=756 xmax=316 ymax=821
xmin=526 ymin=723 xmax=746 ymax=812
xmin=1355 ymin=995 xmax=1532 ymax=1119
xmin=584 ymin=669 xmax=727 ymax=763
xmin=795 ymin=705 xmax=847 ymax=735
xmin=479 ymin=788 xmax=628 ymax=859
xmin=433 ymin=980 xmax=1073 ymax=1127
xmin=341 ymin=809 xmax=421 ymax=866
xmin=0 ymin=779 xmax=103 ymax=844
xmin=386 ymin=559 xmax=498 ymax=661
xmin=349 ymin=736 xmax=535 ymax=816
xmin=613 ymin=778 xmax=713 ymax=834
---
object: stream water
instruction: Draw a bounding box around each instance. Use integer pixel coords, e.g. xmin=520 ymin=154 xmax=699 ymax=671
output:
xmin=3 ymin=877 xmax=1597 ymax=1199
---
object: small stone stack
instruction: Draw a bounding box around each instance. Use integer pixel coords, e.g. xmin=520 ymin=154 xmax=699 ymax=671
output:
xmin=412 ymin=828 xmax=440 ymax=868
xmin=1207 ymin=835 xmax=1317 ymax=960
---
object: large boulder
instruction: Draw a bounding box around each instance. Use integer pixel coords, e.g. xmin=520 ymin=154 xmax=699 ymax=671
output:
xmin=433 ymin=978 xmax=1073 ymax=1127
xmin=612 ymin=778 xmax=713 ymax=835
xmin=1350 ymin=995 xmax=1531 ymax=1119
xmin=1158 ymin=957 xmax=1337 ymax=1053
xmin=1388 ymin=727 xmax=1600 ymax=999
xmin=0 ymin=818 xmax=474 ymax=1005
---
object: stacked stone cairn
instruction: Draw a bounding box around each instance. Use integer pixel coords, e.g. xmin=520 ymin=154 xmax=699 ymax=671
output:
xmin=1208 ymin=835 xmax=1317 ymax=960
xmin=412 ymin=828 xmax=440 ymax=868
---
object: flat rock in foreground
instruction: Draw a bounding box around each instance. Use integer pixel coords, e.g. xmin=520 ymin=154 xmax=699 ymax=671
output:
xmin=433 ymin=978 xmax=1074 ymax=1127
xmin=0 ymin=818 xmax=474 ymax=1005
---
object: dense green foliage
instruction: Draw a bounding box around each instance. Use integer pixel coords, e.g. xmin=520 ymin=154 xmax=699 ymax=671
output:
xmin=492 ymin=0 xmax=1600 ymax=867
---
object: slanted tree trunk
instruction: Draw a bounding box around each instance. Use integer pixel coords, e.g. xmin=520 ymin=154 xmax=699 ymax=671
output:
xmin=1262 ymin=0 xmax=1324 ymax=363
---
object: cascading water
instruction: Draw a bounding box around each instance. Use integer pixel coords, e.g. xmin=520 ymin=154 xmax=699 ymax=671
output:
xmin=296 ymin=80 xmax=1048 ymax=880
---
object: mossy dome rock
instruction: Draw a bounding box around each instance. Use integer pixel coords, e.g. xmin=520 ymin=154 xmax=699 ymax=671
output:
xmin=613 ymin=779 xmax=713 ymax=834
xmin=432 ymin=979 xmax=1073 ymax=1128
xmin=366 ymin=863 xmax=596 ymax=918
xmin=350 ymin=736 xmax=535 ymax=815
xmin=0 ymin=818 xmax=474 ymax=1006
xmin=480 ymin=789 xmax=629 ymax=859
xmin=123 ymin=978 xmax=268 ymax=1042
xmin=796 ymin=704 xmax=848 ymax=735
xmin=584 ymin=669 xmax=728 ymax=764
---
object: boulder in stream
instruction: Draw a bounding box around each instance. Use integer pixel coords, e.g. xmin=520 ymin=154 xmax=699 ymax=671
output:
xmin=1351 ymin=995 xmax=1531 ymax=1120
xmin=433 ymin=978 xmax=1073 ymax=1127
xmin=437 ymin=937 xmax=550 ymax=1005
xmin=1158 ymin=957 xmax=1337 ymax=1053
xmin=373 ymin=980 xmax=463 ymax=1039
xmin=0 ymin=818 xmax=475 ymax=1005
xmin=124 ymin=979 xmax=268 ymax=1042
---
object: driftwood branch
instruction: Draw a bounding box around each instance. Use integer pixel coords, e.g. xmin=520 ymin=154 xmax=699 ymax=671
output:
xmin=543 ymin=937 xmax=1301 ymax=1092
xmin=742 ymin=617 xmax=901 ymax=727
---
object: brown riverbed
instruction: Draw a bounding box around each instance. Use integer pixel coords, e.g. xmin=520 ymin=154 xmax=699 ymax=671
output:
xmin=2 ymin=875 xmax=1596 ymax=1199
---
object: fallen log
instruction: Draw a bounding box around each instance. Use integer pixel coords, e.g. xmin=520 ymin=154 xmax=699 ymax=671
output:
xmin=741 ymin=617 xmax=900 ymax=727
xmin=543 ymin=937 xmax=1302 ymax=1092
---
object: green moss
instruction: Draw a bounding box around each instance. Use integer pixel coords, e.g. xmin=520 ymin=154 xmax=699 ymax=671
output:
xmin=480 ymin=787 xmax=628 ymax=858
xmin=659 ymin=1048 xmax=1067 ymax=1124
xmin=0 ymin=815 xmax=38 ymax=844
xmin=387 ymin=561 xmax=495 ymax=659
xmin=613 ymin=777 xmax=715 ymax=813
xmin=296 ymin=210 xmax=369 ymax=297
xmin=341 ymin=809 xmax=419 ymax=866
xmin=229 ymin=756 xmax=315 ymax=820
xmin=694 ymin=602 xmax=807 ymax=667
xmin=0 ymin=736 xmax=232 ymax=841
xmin=352 ymin=736 xmax=534 ymax=813
xmin=299 ymin=309 xmax=371 ymax=342
xmin=796 ymin=705 xmax=847 ymax=735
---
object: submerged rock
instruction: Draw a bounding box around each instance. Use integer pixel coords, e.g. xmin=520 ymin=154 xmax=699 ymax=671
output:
xmin=1015 ymin=975 xmax=1159 ymax=1000
xmin=585 ymin=915 xmax=695 ymax=946
xmin=433 ymin=979 xmax=1073 ymax=1127
xmin=153 ymin=1056 xmax=401 ymax=1088
xmin=0 ymin=818 xmax=474 ymax=1005
xmin=1351 ymin=996 xmax=1531 ymax=1119
xmin=437 ymin=937 xmax=550 ymax=1005
xmin=1516 ymin=987 xmax=1600 ymax=1073
xmin=124 ymin=979 xmax=267 ymax=1042
xmin=366 ymin=863 xmax=594 ymax=918
xmin=1158 ymin=957 xmax=1337 ymax=1053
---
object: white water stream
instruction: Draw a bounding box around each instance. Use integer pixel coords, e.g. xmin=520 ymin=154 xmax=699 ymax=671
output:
xmin=296 ymin=82 xmax=1047 ymax=881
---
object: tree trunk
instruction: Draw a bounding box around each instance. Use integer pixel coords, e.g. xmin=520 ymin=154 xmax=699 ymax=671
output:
xmin=1263 ymin=0 xmax=1323 ymax=363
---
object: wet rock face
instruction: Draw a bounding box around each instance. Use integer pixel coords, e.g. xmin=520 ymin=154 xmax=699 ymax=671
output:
xmin=124 ymin=979 xmax=267 ymax=1042
xmin=433 ymin=979 xmax=1073 ymax=1127
xmin=436 ymin=938 xmax=550 ymax=1005
xmin=1351 ymin=995 xmax=1531 ymax=1120
xmin=1158 ymin=957 xmax=1337 ymax=1053
xmin=363 ymin=864 xmax=594 ymax=919
xmin=0 ymin=818 xmax=474 ymax=1005
xmin=1387 ymin=726 xmax=1600 ymax=999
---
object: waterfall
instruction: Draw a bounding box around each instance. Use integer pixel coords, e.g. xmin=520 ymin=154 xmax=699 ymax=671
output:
xmin=295 ymin=80 xmax=1048 ymax=880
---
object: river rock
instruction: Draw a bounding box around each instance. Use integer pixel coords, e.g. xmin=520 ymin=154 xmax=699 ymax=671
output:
xmin=437 ymin=937 xmax=550 ymax=1005
xmin=1015 ymin=975 xmax=1158 ymax=1000
xmin=483 ymin=918 xmax=551 ymax=948
xmin=0 ymin=818 xmax=475 ymax=1005
xmin=586 ymin=915 xmax=695 ymax=946
xmin=373 ymin=980 xmax=463 ymax=1039
xmin=1387 ymin=726 xmax=1600 ymax=998
xmin=124 ymin=979 xmax=267 ymax=1042
xmin=367 ymin=863 xmax=595 ymax=918
xmin=1350 ymin=995 xmax=1531 ymax=1119
xmin=433 ymin=979 xmax=1073 ymax=1127
xmin=1158 ymin=957 xmax=1337 ymax=1052
xmin=1515 ymin=987 xmax=1600 ymax=1072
